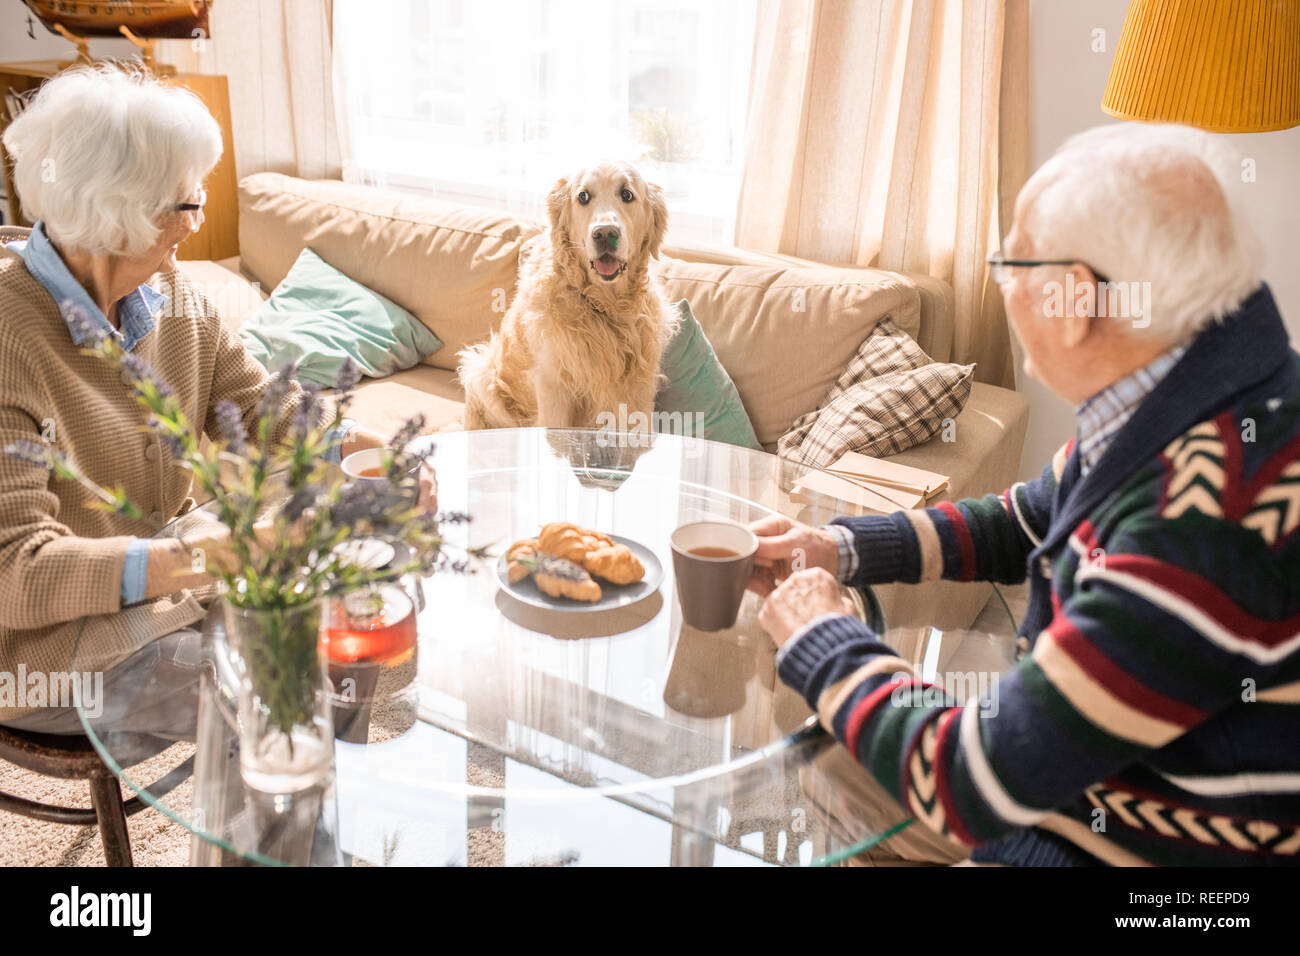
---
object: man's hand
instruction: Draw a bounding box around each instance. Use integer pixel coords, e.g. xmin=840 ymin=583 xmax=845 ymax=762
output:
xmin=746 ymin=514 xmax=840 ymax=597
xmin=758 ymin=567 xmax=858 ymax=647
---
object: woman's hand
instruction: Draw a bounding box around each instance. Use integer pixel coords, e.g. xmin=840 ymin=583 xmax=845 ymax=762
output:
xmin=416 ymin=460 xmax=438 ymax=513
xmin=198 ymin=520 xmax=281 ymax=577
xmin=758 ymin=568 xmax=858 ymax=647
xmin=341 ymin=425 xmax=438 ymax=513
xmin=746 ymin=514 xmax=841 ymax=597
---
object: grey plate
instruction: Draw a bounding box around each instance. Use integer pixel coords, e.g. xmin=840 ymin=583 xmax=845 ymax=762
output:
xmin=496 ymin=533 xmax=663 ymax=613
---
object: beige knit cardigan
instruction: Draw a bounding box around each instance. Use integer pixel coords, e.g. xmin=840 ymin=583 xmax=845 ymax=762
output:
xmin=0 ymin=248 xmax=317 ymax=720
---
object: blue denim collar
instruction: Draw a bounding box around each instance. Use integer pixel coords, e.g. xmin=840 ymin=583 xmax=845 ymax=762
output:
xmin=6 ymin=221 xmax=163 ymax=351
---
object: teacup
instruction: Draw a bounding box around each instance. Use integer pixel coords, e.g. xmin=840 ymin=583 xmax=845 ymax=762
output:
xmin=341 ymin=448 xmax=420 ymax=507
xmin=669 ymin=521 xmax=758 ymax=632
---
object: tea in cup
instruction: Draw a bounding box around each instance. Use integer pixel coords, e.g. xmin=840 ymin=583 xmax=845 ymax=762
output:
xmin=669 ymin=521 xmax=758 ymax=631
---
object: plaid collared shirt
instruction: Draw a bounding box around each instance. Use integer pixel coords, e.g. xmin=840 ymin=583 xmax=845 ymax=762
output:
xmin=1075 ymin=343 xmax=1189 ymax=476
xmin=828 ymin=523 xmax=859 ymax=581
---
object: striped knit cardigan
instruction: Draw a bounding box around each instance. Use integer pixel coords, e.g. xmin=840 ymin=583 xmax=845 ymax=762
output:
xmin=779 ymin=284 xmax=1300 ymax=866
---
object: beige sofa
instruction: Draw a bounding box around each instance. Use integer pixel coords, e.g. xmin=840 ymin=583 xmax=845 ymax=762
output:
xmin=178 ymin=172 xmax=1029 ymax=630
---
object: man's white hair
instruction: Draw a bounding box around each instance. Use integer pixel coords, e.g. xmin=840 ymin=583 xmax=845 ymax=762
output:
xmin=2 ymin=64 xmax=221 ymax=257
xmin=1017 ymin=122 xmax=1264 ymax=342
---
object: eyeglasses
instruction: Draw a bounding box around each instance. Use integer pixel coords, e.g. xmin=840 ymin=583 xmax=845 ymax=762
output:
xmin=172 ymin=187 xmax=207 ymax=213
xmin=987 ymin=250 xmax=1109 ymax=285
xmin=172 ymin=188 xmax=207 ymax=234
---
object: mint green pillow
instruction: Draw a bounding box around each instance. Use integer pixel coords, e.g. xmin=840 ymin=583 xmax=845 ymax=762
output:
xmin=239 ymin=248 xmax=443 ymax=386
xmin=655 ymin=300 xmax=762 ymax=449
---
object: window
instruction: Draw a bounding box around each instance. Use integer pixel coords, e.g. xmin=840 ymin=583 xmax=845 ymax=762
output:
xmin=334 ymin=0 xmax=757 ymax=245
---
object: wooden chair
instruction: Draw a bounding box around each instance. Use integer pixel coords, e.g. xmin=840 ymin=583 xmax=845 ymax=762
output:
xmin=0 ymin=727 xmax=193 ymax=867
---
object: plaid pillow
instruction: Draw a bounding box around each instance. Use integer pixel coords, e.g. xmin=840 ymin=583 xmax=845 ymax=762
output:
xmin=778 ymin=316 xmax=975 ymax=469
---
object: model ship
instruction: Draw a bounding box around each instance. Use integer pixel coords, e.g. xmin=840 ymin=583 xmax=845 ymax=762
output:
xmin=22 ymin=0 xmax=213 ymax=40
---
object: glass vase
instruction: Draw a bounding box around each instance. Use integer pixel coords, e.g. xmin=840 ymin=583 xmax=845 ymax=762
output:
xmin=222 ymin=599 xmax=334 ymax=794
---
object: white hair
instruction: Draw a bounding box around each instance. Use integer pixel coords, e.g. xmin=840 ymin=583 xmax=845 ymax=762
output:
xmin=2 ymin=64 xmax=222 ymax=257
xmin=1017 ymin=122 xmax=1264 ymax=342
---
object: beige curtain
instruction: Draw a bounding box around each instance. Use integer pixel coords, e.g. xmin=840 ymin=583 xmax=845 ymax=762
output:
xmin=736 ymin=0 xmax=1027 ymax=388
xmin=158 ymin=0 xmax=342 ymax=180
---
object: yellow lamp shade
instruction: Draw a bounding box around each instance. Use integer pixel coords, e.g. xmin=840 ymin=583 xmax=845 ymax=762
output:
xmin=1103 ymin=0 xmax=1300 ymax=132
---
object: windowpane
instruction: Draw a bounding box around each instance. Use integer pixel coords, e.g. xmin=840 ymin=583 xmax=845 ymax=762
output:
xmin=335 ymin=0 xmax=757 ymax=245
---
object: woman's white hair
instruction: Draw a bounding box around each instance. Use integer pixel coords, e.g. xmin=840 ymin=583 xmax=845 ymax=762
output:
xmin=1017 ymin=122 xmax=1264 ymax=342
xmin=2 ymin=64 xmax=221 ymax=257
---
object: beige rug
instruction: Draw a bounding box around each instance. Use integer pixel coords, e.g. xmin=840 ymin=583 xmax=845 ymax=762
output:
xmin=0 ymin=742 xmax=195 ymax=866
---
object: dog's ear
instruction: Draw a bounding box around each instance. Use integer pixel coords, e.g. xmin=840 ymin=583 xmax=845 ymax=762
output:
xmin=547 ymin=178 xmax=570 ymax=234
xmin=645 ymin=181 xmax=668 ymax=259
xmin=546 ymin=177 xmax=586 ymax=287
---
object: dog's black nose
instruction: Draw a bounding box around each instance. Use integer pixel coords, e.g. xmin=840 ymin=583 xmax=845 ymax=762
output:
xmin=591 ymin=224 xmax=620 ymax=249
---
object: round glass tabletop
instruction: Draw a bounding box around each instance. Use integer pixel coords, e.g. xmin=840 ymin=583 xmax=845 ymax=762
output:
xmin=74 ymin=428 xmax=1017 ymax=866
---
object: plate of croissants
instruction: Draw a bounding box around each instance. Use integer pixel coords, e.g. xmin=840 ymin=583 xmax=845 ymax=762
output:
xmin=498 ymin=521 xmax=663 ymax=612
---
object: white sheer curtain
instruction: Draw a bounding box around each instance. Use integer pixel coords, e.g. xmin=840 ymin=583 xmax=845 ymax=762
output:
xmin=332 ymin=0 xmax=756 ymax=244
xmin=735 ymin=0 xmax=1027 ymax=387
xmin=159 ymin=0 xmax=342 ymax=180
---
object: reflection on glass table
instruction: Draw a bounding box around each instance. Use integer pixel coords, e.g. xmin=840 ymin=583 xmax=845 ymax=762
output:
xmin=74 ymin=428 xmax=1016 ymax=866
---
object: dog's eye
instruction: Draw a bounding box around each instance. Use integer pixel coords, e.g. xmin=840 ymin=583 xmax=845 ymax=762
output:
xmin=577 ymin=190 xmax=591 ymax=205
xmin=620 ymin=187 xmax=634 ymax=203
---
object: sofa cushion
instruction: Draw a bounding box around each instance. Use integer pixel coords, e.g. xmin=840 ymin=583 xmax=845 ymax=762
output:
xmin=341 ymin=365 xmax=466 ymax=437
xmin=661 ymin=240 xmax=955 ymax=363
xmin=656 ymin=300 xmax=761 ymax=449
xmin=239 ymin=247 xmax=443 ymax=386
xmin=169 ymin=258 xmax=267 ymax=335
xmin=238 ymin=173 xmax=542 ymax=372
xmin=655 ymin=257 xmax=921 ymax=447
xmin=778 ymin=317 xmax=974 ymax=468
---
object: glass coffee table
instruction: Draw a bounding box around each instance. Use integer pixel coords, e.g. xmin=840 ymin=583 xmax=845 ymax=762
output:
xmin=74 ymin=428 xmax=1016 ymax=866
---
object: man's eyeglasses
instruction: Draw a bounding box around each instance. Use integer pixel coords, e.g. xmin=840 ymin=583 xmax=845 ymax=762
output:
xmin=987 ymin=251 xmax=1109 ymax=285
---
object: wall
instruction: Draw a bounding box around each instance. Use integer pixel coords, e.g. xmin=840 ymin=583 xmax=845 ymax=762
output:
xmin=1017 ymin=0 xmax=1300 ymax=479
xmin=0 ymin=6 xmax=135 ymax=61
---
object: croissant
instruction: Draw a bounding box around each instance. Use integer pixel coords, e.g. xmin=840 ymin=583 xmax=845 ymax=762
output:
xmin=504 ymin=540 xmax=602 ymax=603
xmin=529 ymin=554 xmax=602 ymax=603
xmin=537 ymin=521 xmax=645 ymax=585
xmin=506 ymin=538 xmax=539 ymax=583
xmin=583 ymin=544 xmax=646 ymax=586
xmin=538 ymin=522 xmax=612 ymax=562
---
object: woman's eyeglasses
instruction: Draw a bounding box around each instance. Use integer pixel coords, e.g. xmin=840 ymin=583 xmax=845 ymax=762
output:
xmin=172 ymin=188 xmax=207 ymax=233
xmin=172 ymin=188 xmax=207 ymax=213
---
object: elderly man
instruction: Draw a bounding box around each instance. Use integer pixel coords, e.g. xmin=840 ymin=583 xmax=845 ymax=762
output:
xmin=753 ymin=123 xmax=1300 ymax=866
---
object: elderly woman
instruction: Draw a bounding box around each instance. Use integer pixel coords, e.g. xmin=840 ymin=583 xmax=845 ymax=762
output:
xmin=749 ymin=123 xmax=1299 ymax=867
xmin=0 ymin=66 xmax=432 ymax=735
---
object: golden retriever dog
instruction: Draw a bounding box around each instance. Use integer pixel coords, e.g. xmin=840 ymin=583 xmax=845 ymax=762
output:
xmin=458 ymin=161 xmax=678 ymax=434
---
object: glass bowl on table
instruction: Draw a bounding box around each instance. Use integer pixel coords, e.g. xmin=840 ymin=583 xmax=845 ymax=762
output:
xmin=323 ymin=540 xmax=423 ymax=742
